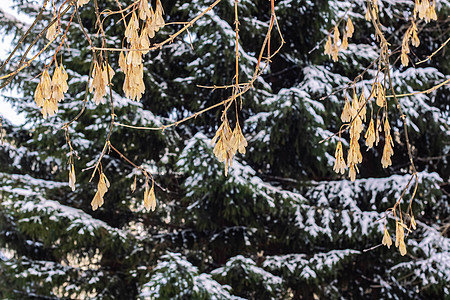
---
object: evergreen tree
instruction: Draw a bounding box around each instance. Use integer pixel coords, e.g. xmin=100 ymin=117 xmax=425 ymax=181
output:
xmin=0 ymin=0 xmax=449 ymax=299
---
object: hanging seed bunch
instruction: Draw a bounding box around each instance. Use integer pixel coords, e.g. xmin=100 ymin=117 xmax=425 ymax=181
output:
xmin=34 ymin=61 xmax=69 ymax=119
xmin=333 ymin=80 xmax=394 ymax=181
xmin=414 ymin=0 xmax=437 ymax=22
xmin=382 ymin=214 xmax=416 ymax=256
xmin=120 ymin=0 xmax=165 ymax=101
xmin=211 ymin=116 xmax=247 ymax=176
xmin=129 ymin=174 xmax=157 ymax=211
xmin=365 ymin=0 xmax=379 ymax=21
xmin=90 ymin=60 xmax=115 ymax=105
xmin=401 ymin=1 xmax=437 ymax=67
xmin=324 ymin=17 xmax=354 ymax=62
xmin=400 ymin=21 xmax=420 ymax=67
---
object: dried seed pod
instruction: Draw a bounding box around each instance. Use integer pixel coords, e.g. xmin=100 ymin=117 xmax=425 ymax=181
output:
xmin=324 ymin=35 xmax=332 ymax=57
xmin=333 ymin=141 xmax=346 ymax=174
xmin=125 ymin=12 xmax=139 ymax=45
xmin=341 ymin=95 xmax=352 ymax=123
xmin=34 ymin=82 xmax=44 ymax=107
xmin=365 ymin=119 xmax=375 ymax=149
xmin=143 ymin=181 xmax=156 ymax=211
xmin=211 ymin=118 xmax=234 ymax=176
xmin=131 ymin=175 xmax=137 ymax=193
xmin=348 ymin=162 xmax=358 ymax=181
xmin=52 ymin=62 xmax=68 ymax=102
xmin=381 ymin=119 xmax=394 ymax=168
xmin=375 ymin=83 xmax=385 ymax=107
xmin=331 ymin=44 xmax=339 ymax=62
xmin=139 ymin=27 xmax=151 ymax=54
xmin=230 ymin=123 xmax=247 ymax=155
xmin=69 ymin=164 xmax=76 ymax=191
xmin=41 ymin=70 xmax=53 ymax=100
xmin=346 ymin=17 xmax=354 ymax=38
xmin=91 ymin=172 xmax=110 ymax=211
xmin=382 ymin=228 xmax=392 ymax=248
xmin=46 ymin=15 xmax=58 ymax=40
xmin=119 ymin=51 xmax=127 ymax=73
xmin=399 ymin=239 xmax=407 ymax=256
xmin=154 ymin=0 xmax=165 ymax=31
xmin=139 ymin=0 xmax=152 ymax=21
xmin=341 ymin=32 xmax=348 ymax=50
xmin=333 ymin=26 xmax=340 ymax=44
xmin=41 ymin=99 xmax=58 ymax=119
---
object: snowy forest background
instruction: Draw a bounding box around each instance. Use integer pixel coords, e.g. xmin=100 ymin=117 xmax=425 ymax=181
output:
xmin=0 ymin=0 xmax=449 ymax=299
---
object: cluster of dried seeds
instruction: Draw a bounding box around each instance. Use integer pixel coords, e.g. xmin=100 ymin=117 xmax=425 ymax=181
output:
xmin=382 ymin=215 xmax=416 ymax=256
xmin=324 ymin=0 xmax=440 ymax=258
xmin=401 ymin=21 xmax=421 ymax=67
xmin=211 ymin=117 xmax=247 ymax=176
xmin=333 ymin=80 xmax=394 ymax=181
xmin=401 ymin=1 xmax=437 ymax=67
xmin=120 ymin=0 xmax=165 ymax=101
xmin=324 ymin=17 xmax=354 ymax=62
xmin=414 ymin=0 xmax=437 ymax=22
xmin=365 ymin=0 xmax=379 ymax=21
xmin=90 ymin=61 xmax=115 ymax=105
xmin=34 ymin=61 xmax=69 ymax=118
